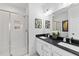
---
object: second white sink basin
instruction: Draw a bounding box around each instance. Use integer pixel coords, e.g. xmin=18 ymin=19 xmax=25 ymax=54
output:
xmin=40 ymin=36 xmax=47 ymax=39
xmin=58 ymin=42 xmax=79 ymax=52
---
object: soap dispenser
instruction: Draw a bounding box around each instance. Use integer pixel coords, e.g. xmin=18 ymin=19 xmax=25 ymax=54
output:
xmin=48 ymin=33 xmax=50 ymax=38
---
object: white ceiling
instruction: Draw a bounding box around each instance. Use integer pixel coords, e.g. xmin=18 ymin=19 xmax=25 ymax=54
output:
xmin=41 ymin=3 xmax=72 ymax=13
xmin=41 ymin=3 xmax=62 ymax=12
xmin=6 ymin=3 xmax=28 ymax=9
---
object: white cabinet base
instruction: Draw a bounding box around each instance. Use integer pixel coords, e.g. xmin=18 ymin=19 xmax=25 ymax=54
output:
xmin=36 ymin=37 xmax=76 ymax=56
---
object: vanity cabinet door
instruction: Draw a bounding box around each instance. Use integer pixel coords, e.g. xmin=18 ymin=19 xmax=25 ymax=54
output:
xmin=36 ymin=38 xmax=46 ymax=56
xmin=39 ymin=39 xmax=52 ymax=56
xmin=36 ymin=38 xmax=42 ymax=55
xmin=36 ymin=38 xmax=52 ymax=56
xmin=52 ymin=45 xmax=76 ymax=56
xmin=56 ymin=47 xmax=76 ymax=56
xmin=41 ymin=41 xmax=52 ymax=56
xmin=41 ymin=44 xmax=50 ymax=56
xmin=52 ymin=45 xmax=61 ymax=56
xmin=36 ymin=38 xmax=45 ymax=56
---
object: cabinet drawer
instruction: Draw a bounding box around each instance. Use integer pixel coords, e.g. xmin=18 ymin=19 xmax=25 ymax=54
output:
xmin=36 ymin=38 xmax=52 ymax=56
xmin=52 ymin=45 xmax=76 ymax=56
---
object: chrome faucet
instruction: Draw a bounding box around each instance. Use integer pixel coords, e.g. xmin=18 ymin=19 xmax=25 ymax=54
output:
xmin=69 ymin=38 xmax=72 ymax=44
xmin=69 ymin=37 xmax=73 ymax=44
xmin=69 ymin=33 xmax=74 ymax=44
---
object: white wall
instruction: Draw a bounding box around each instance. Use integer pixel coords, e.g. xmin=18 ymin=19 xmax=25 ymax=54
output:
xmin=68 ymin=4 xmax=79 ymax=40
xmin=28 ymin=3 xmax=53 ymax=55
xmin=28 ymin=3 xmax=43 ymax=55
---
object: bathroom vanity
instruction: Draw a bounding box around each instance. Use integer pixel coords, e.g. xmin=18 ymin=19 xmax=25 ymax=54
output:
xmin=36 ymin=34 xmax=79 ymax=56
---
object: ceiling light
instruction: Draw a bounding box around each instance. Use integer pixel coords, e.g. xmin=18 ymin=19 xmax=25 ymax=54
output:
xmin=43 ymin=10 xmax=53 ymax=16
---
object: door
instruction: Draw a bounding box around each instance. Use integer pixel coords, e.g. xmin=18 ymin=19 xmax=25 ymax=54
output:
xmin=10 ymin=13 xmax=26 ymax=56
xmin=0 ymin=11 xmax=9 ymax=56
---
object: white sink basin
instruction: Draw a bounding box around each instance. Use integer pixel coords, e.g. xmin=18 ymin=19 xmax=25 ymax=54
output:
xmin=40 ymin=36 xmax=47 ymax=39
xmin=58 ymin=42 xmax=79 ymax=52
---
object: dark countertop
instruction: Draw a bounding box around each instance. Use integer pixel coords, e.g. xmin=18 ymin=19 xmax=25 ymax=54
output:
xmin=36 ymin=34 xmax=79 ymax=56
